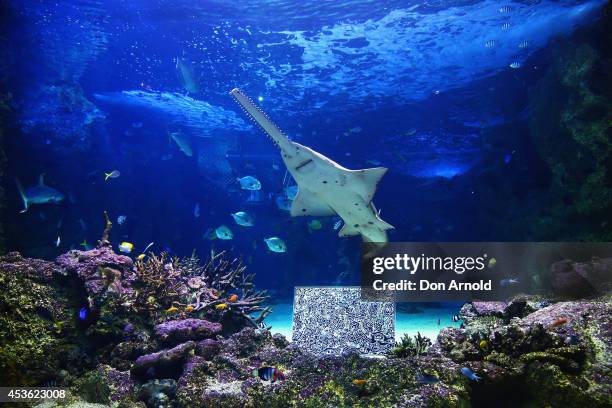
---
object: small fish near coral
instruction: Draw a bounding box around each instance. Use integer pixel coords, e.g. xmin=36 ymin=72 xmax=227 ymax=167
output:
xmin=165 ymin=306 xmax=179 ymax=314
xmin=460 ymin=367 xmax=481 ymax=382
xmin=215 ymin=303 xmax=228 ymax=311
xmin=118 ymin=242 xmax=134 ymax=254
xmin=227 ymin=294 xmax=238 ymax=303
xmin=253 ymin=367 xmax=285 ymax=383
xmin=352 ymin=379 xmax=367 ymax=386
xmin=78 ymin=307 xmax=89 ymax=321
xmin=549 ymin=317 xmax=569 ymax=330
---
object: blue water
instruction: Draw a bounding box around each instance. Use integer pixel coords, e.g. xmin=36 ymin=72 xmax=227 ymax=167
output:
xmin=2 ymin=0 xmax=607 ymax=336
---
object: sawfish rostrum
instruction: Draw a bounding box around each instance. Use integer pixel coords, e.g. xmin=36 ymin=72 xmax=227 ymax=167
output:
xmin=230 ymin=88 xmax=394 ymax=244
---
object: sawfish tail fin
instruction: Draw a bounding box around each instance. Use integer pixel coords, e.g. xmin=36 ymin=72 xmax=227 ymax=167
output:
xmin=14 ymin=178 xmax=29 ymax=213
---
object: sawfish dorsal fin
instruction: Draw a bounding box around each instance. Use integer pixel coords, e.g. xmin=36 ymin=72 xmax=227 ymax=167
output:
xmin=38 ymin=173 xmax=46 ymax=186
xmin=349 ymin=167 xmax=387 ymax=203
xmin=290 ymin=189 xmax=335 ymax=217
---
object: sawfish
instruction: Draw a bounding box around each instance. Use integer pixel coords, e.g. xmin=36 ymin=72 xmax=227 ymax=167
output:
xmin=230 ymin=88 xmax=394 ymax=244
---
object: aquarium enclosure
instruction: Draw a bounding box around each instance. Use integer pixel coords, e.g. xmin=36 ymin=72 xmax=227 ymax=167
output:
xmin=0 ymin=0 xmax=610 ymax=407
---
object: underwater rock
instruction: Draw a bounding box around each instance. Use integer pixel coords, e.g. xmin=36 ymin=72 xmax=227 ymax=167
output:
xmin=139 ymin=379 xmax=177 ymax=407
xmin=110 ymin=341 xmax=154 ymax=370
xmin=550 ymin=258 xmax=612 ymax=299
xmin=20 ymin=82 xmax=105 ymax=149
xmin=272 ymin=333 xmax=290 ymax=349
xmin=221 ymin=327 xmax=272 ymax=357
xmin=472 ymin=301 xmax=507 ymax=316
xmin=132 ymin=341 xmax=196 ymax=374
xmin=154 ymin=318 xmax=222 ymax=345
xmin=1 ymin=251 xmax=59 ymax=282
xmin=0 ymin=252 xmax=80 ymax=386
xmin=95 ymin=365 xmax=136 ymax=403
xmin=195 ymin=338 xmax=222 ymax=359
xmin=56 ymin=245 xmax=135 ymax=299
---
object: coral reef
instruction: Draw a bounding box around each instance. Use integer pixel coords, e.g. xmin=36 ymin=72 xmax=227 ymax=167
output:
xmin=391 ymin=332 xmax=432 ymax=358
xmin=0 ymin=222 xmax=609 ymax=406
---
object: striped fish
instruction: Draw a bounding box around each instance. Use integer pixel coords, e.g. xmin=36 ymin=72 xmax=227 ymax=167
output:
xmin=253 ymin=366 xmax=285 ymax=383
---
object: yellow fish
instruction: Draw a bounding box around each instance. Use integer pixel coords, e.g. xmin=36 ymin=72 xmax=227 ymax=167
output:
xmin=479 ymin=340 xmax=488 ymax=349
xmin=185 ymin=305 xmax=194 ymax=313
xmin=352 ymin=379 xmax=367 ymax=386
xmin=165 ymin=306 xmax=179 ymax=314
xmin=215 ymin=303 xmax=228 ymax=310
xmin=118 ymin=242 xmax=134 ymax=254
xmin=136 ymin=253 xmax=146 ymax=260
xmin=488 ymin=258 xmax=497 ymax=268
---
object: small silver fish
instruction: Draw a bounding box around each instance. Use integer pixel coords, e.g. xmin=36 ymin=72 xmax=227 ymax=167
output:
xmin=500 ymin=278 xmax=519 ymax=287
xmin=333 ymin=220 xmax=343 ymax=230
xmin=215 ymin=225 xmax=233 ymax=240
xmin=498 ymin=6 xmax=511 ymax=13
xmin=117 ymin=215 xmax=127 ymax=225
xmin=55 ymin=236 xmax=61 ymax=247
xmin=485 ymin=40 xmax=497 ymax=48
xmin=237 ymin=176 xmax=262 ymax=191
xmin=518 ymin=41 xmax=530 ymax=48
xmin=194 ymin=202 xmax=200 ymax=218
xmin=501 ymin=22 xmax=511 ymax=30
xmin=231 ymin=211 xmax=254 ymax=227
xmin=509 ymin=62 xmax=521 ymax=69
xmin=264 ymin=237 xmax=287 ymax=253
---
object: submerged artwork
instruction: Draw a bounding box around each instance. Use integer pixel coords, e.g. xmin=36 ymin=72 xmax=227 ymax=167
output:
xmin=1 ymin=0 xmax=611 ymax=406
xmin=292 ymin=287 xmax=395 ymax=356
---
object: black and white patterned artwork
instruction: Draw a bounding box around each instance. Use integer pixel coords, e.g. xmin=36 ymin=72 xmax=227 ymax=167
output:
xmin=292 ymin=287 xmax=395 ymax=356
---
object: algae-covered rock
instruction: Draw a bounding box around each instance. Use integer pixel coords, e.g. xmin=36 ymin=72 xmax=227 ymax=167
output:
xmin=0 ymin=252 xmax=81 ymax=386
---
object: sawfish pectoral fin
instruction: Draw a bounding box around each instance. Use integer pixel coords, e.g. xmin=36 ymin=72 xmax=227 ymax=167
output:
xmin=290 ymin=189 xmax=335 ymax=217
xmin=349 ymin=167 xmax=388 ymax=203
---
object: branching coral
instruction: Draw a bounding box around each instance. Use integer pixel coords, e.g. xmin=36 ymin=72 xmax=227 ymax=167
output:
xmin=128 ymin=250 xmax=270 ymax=330
xmin=183 ymin=250 xmax=271 ymax=328
xmin=390 ymin=332 xmax=432 ymax=358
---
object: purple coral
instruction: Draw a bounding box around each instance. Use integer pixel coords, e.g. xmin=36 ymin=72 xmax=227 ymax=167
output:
xmin=133 ymin=341 xmax=196 ymax=372
xmin=155 ymin=318 xmax=221 ymax=345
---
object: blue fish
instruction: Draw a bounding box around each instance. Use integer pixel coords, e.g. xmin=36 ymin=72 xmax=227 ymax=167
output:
xmin=78 ymin=307 xmax=88 ymax=321
xmin=504 ymin=153 xmax=512 ymax=164
xmin=460 ymin=367 xmax=481 ymax=382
